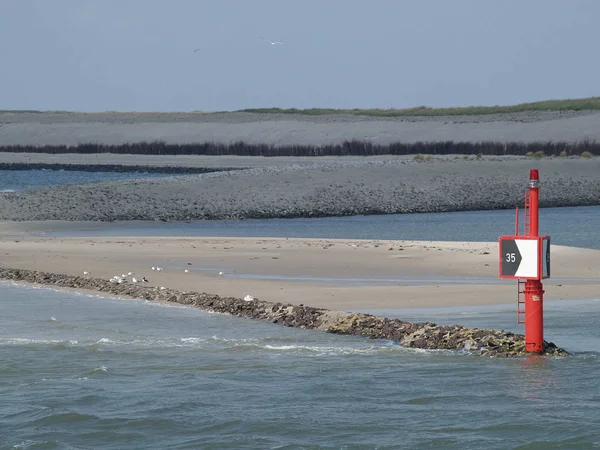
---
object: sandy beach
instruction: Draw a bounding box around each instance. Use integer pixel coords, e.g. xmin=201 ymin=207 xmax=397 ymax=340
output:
xmin=1 ymin=234 xmax=598 ymax=311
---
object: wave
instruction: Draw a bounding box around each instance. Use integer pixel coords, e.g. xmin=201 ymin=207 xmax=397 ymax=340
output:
xmin=6 ymin=332 xmax=594 ymax=359
xmin=0 ymin=338 xmax=79 ymax=346
xmin=0 ymin=334 xmax=442 ymax=356
xmin=222 ymin=339 xmax=445 ymax=356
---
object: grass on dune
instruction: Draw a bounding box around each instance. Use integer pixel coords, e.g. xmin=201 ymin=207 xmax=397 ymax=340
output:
xmin=2 ymin=97 xmax=600 ymax=117
xmin=239 ymin=97 xmax=600 ymax=117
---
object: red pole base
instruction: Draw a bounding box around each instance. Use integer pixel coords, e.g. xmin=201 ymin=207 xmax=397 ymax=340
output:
xmin=524 ymin=280 xmax=544 ymax=353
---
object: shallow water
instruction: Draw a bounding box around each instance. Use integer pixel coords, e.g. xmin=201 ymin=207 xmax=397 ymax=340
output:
xmin=0 ymin=169 xmax=174 ymax=191
xmin=40 ymin=205 xmax=600 ymax=250
xmin=1 ymin=283 xmax=600 ymax=449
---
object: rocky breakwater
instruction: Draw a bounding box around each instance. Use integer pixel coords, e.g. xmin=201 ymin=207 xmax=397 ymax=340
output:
xmin=0 ymin=267 xmax=567 ymax=357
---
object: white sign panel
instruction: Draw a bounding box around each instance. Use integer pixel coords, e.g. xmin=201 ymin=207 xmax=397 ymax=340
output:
xmin=514 ymin=239 xmax=539 ymax=278
xmin=500 ymin=237 xmax=541 ymax=279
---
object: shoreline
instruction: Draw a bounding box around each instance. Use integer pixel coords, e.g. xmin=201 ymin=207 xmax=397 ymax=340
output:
xmin=0 ymin=267 xmax=567 ymax=357
xmin=1 ymin=235 xmax=598 ymax=309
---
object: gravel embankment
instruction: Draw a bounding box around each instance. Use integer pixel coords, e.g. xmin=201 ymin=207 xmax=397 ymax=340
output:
xmin=0 ymin=267 xmax=567 ymax=357
xmin=1 ymin=157 xmax=598 ymax=221
xmin=2 ymin=110 xmax=600 ymax=146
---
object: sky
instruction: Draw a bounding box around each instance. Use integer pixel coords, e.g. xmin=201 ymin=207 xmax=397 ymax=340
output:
xmin=0 ymin=0 xmax=599 ymax=112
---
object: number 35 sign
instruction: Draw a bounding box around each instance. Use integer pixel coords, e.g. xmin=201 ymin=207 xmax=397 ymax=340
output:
xmin=499 ymin=235 xmax=550 ymax=280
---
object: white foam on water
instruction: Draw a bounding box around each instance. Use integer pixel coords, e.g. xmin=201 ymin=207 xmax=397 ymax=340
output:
xmin=142 ymin=300 xmax=197 ymax=310
xmin=180 ymin=337 xmax=207 ymax=344
xmin=210 ymin=335 xmax=260 ymax=343
xmin=247 ymin=342 xmax=441 ymax=356
xmin=0 ymin=338 xmax=78 ymax=346
xmin=90 ymin=336 xmax=220 ymax=349
xmin=12 ymin=440 xmax=54 ymax=449
xmin=200 ymin=336 xmax=452 ymax=356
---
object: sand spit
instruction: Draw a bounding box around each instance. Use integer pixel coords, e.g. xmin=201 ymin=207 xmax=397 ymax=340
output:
xmin=0 ymin=158 xmax=598 ymax=221
xmin=1 ymin=110 xmax=600 ymax=146
xmin=0 ymin=267 xmax=567 ymax=357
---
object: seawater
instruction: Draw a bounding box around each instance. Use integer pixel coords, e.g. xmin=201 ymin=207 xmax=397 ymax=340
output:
xmin=2 ymin=283 xmax=600 ymax=449
xmin=41 ymin=206 xmax=600 ymax=250
xmin=0 ymin=170 xmax=174 ymax=192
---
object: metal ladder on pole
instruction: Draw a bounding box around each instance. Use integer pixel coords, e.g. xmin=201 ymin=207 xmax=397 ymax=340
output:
xmin=523 ymin=192 xmax=531 ymax=236
xmin=517 ymin=280 xmax=526 ymax=324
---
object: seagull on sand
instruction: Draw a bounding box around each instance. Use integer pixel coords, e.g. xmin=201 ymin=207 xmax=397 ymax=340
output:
xmin=261 ymin=36 xmax=283 ymax=46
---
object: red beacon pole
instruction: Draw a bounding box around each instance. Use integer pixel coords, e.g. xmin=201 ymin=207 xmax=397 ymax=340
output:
xmin=499 ymin=169 xmax=550 ymax=354
xmin=523 ymin=170 xmax=544 ymax=353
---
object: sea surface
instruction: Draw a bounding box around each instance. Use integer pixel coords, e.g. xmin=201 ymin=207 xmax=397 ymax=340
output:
xmin=2 ymin=169 xmax=600 ymax=448
xmin=1 ymin=283 xmax=600 ymax=449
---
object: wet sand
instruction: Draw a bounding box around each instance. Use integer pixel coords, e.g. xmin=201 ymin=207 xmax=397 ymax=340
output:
xmin=1 ymin=235 xmax=598 ymax=310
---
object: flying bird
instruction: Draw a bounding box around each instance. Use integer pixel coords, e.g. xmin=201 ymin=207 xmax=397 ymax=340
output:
xmin=261 ymin=36 xmax=283 ymax=46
